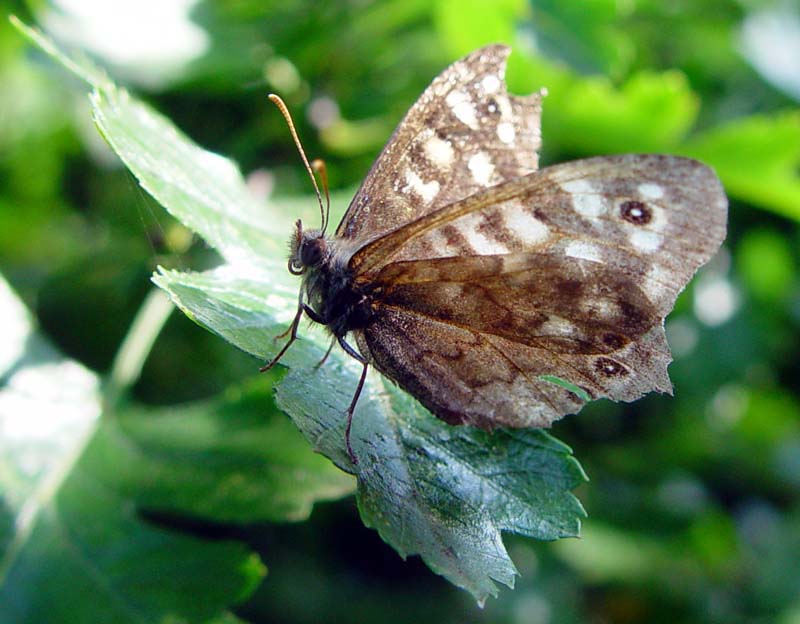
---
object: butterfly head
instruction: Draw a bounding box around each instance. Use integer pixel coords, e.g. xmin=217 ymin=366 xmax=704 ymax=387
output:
xmin=288 ymin=218 xmax=328 ymax=275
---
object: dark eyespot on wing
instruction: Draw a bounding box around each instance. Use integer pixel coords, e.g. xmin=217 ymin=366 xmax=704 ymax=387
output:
xmin=595 ymin=357 xmax=628 ymax=377
xmin=620 ymin=200 xmax=652 ymax=225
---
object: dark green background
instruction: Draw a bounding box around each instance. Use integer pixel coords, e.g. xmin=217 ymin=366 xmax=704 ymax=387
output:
xmin=2 ymin=0 xmax=799 ymax=622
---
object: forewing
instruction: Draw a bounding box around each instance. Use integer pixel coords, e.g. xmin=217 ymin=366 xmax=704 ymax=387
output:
xmin=353 ymin=154 xmax=727 ymax=428
xmin=353 ymin=154 xmax=728 ymax=318
xmin=336 ymin=45 xmax=543 ymax=244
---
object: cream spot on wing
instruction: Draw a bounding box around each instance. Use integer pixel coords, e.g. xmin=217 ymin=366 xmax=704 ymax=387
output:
xmin=457 ymin=212 xmax=510 ymax=255
xmin=468 ymin=152 xmax=494 ymax=186
xmin=497 ymin=122 xmax=515 ymax=144
xmin=496 ymin=95 xmax=513 ymax=118
xmin=561 ymin=179 xmax=594 ymax=194
xmin=630 ymin=229 xmax=662 ymax=253
xmin=424 ymin=134 xmax=454 ymax=167
xmin=481 ymin=74 xmax=501 ymax=93
xmin=426 ymin=229 xmax=454 ymax=256
xmin=540 ymin=316 xmax=577 ymax=337
xmin=638 ymin=183 xmax=664 ymax=200
xmin=472 ymin=375 xmax=550 ymax=426
xmin=644 ymin=264 xmax=673 ymax=303
xmin=561 ymin=179 xmax=607 ymax=217
xmin=581 ymin=297 xmax=616 ymax=317
xmin=648 ymin=206 xmax=668 ymax=232
xmin=403 ymin=169 xmax=439 ymax=204
xmin=503 ymin=204 xmax=550 ymax=245
xmin=565 ymin=240 xmax=603 ymax=263
xmin=445 ymin=90 xmax=478 ymax=129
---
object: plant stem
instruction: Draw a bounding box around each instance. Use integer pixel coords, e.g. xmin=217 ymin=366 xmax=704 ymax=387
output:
xmin=105 ymin=287 xmax=174 ymax=407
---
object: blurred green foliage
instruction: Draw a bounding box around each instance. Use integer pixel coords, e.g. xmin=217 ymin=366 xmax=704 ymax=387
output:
xmin=1 ymin=0 xmax=799 ymax=623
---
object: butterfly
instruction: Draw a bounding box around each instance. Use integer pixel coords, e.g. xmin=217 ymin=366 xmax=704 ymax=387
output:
xmin=263 ymin=45 xmax=728 ymax=462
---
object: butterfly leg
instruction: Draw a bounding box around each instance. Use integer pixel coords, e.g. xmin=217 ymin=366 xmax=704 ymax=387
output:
xmin=261 ymin=290 xmax=331 ymax=371
xmin=314 ymin=339 xmax=336 ymax=369
xmin=274 ymin=298 xmax=303 ymax=342
xmin=299 ymin=304 xmax=338 ymax=368
xmin=260 ymin=295 xmax=309 ymax=371
xmin=338 ymin=336 xmax=368 ymax=465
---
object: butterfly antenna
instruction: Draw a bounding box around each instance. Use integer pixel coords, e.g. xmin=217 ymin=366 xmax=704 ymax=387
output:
xmin=268 ymin=94 xmax=327 ymax=232
xmin=311 ymin=158 xmax=331 ymax=234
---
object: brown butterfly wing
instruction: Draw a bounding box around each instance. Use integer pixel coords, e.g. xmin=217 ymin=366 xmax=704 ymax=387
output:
xmin=335 ymin=45 xmax=543 ymax=244
xmin=351 ymin=155 xmax=727 ymax=428
xmin=355 ymin=308 xmax=671 ymax=429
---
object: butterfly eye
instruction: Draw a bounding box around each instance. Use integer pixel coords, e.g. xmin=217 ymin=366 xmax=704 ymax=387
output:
xmin=300 ymin=239 xmax=325 ymax=266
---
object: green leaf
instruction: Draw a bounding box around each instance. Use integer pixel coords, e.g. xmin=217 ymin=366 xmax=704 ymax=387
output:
xmin=528 ymin=0 xmax=636 ymax=78
xmin=1 ymin=463 xmax=264 ymax=624
xmin=736 ymin=229 xmax=795 ymax=302
xmin=540 ymin=69 xmax=700 ymax=156
xmin=152 ymin=265 xmax=299 ymax=361
xmin=0 ymin=276 xmax=267 ymax=623
xmin=16 ymin=19 xmax=588 ymax=603
xmin=277 ymin=366 xmax=586 ymax=602
xmin=434 ymin=0 xmax=524 ymax=54
xmin=94 ymin=382 xmax=355 ymax=523
xmin=553 ymin=521 xmax=672 ymax=583
xmin=90 ymin=88 xmax=292 ymax=267
xmin=681 ymin=112 xmax=800 ymax=221
xmin=434 ymin=9 xmax=699 ymax=155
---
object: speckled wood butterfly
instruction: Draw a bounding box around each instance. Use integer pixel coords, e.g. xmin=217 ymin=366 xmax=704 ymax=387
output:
xmin=264 ymin=45 xmax=728 ymax=461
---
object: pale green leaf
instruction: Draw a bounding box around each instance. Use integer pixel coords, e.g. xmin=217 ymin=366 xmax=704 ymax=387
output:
xmin=0 ymin=276 xmax=267 ymax=623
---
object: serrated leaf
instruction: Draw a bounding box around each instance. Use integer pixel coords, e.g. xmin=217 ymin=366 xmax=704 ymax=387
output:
xmin=16 ymin=20 xmax=589 ymax=603
xmin=152 ymin=266 xmax=587 ymax=600
xmin=277 ymin=366 xmax=586 ymax=602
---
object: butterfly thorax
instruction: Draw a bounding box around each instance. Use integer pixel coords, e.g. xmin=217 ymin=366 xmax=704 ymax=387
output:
xmin=290 ymin=223 xmax=373 ymax=339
